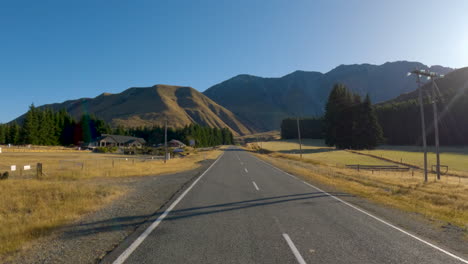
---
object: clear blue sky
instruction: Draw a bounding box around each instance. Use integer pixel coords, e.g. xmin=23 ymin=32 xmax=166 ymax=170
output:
xmin=1 ymin=0 xmax=467 ymax=122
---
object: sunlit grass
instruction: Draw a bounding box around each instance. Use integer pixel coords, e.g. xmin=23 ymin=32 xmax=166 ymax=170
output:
xmin=256 ymin=153 xmax=468 ymax=229
xmin=256 ymin=140 xmax=394 ymax=167
xmin=0 ymin=148 xmax=222 ymax=259
xmin=357 ymin=146 xmax=468 ymax=176
xmin=0 ymin=149 xmax=222 ymax=180
xmin=248 ymin=140 xmax=468 ymax=229
xmin=0 ymin=180 xmax=123 ymax=258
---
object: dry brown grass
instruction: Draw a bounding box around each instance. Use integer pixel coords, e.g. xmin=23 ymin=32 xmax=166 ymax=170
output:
xmin=0 ymin=145 xmax=87 ymax=153
xmin=0 ymin=180 xmax=123 ymax=257
xmin=255 ymin=153 xmax=468 ymax=229
xmin=0 ymin=149 xmax=222 ymax=180
xmin=0 ymin=148 xmax=223 ymax=258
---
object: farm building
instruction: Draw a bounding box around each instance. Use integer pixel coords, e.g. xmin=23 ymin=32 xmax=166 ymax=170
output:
xmin=89 ymin=134 xmax=146 ymax=148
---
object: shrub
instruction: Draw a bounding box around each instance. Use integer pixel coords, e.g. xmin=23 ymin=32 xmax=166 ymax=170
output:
xmin=0 ymin=172 xmax=8 ymax=180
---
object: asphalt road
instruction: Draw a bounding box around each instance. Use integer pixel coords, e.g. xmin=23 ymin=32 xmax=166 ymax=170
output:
xmin=104 ymin=147 xmax=467 ymax=264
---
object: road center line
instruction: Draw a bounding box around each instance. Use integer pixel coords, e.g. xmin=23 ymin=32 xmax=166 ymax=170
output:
xmin=282 ymin=233 xmax=307 ymax=264
xmin=252 ymin=181 xmax=260 ymax=191
xmin=244 ymin=168 xmax=248 ymax=173
xmin=111 ymin=153 xmax=225 ymax=264
xmin=254 ymin=155 xmax=468 ymax=264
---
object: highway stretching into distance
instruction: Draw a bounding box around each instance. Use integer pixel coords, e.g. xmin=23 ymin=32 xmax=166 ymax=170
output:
xmin=104 ymin=147 xmax=467 ymax=264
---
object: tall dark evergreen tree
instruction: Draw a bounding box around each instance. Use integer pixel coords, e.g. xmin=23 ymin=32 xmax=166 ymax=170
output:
xmin=324 ymin=85 xmax=383 ymax=149
xmin=353 ymin=94 xmax=384 ymax=149
xmin=0 ymin=124 xmax=5 ymax=144
xmin=8 ymin=123 xmax=20 ymax=145
xmin=22 ymin=104 xmax=39 ymax=144
xmin=324 ymin=84 xmax=353 ymax=148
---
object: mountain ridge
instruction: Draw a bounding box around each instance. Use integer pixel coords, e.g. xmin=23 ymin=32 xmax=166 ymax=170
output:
xmin=20 ymin=84 xmax=253 ymax=136
xmin=203 ymin=61 xmax=453 ymax=131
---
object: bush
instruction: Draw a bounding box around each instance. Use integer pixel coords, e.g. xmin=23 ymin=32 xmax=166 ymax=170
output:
xmin=0 ymin=172 xmax=8 ymax=180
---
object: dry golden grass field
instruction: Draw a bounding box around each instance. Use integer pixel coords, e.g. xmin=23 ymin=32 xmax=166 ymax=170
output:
xmin=249 ymin=140 xmax=468 ymax=230
xmin=0 ymin=148 xmax=222 ymax=257
xmin=356 ymin=146 xmax=468 ymax=177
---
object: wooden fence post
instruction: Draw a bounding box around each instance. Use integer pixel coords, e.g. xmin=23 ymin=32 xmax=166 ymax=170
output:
xmin=36 ymin=163 xmax=43 ymax=179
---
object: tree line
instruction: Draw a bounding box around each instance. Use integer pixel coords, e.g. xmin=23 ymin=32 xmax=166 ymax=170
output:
xmin=280 ymin=118 xmax=323 ymax=139
xmin=376 ymin=97 xmax=468 ymax=145
xmin=281 ymin=83 xmax=383 ymax=150
xmin=0 ymin=105 xmax=112 ymax=146
xmin=0 ymin=105 xmax=234 ymax=147
xmin=282 ymin=80 xmax=468 ymax=147
xmin=118 ymin=124 xmax=234 ymax=147
xmin=324 ymin=84 xmax=383 ymax=149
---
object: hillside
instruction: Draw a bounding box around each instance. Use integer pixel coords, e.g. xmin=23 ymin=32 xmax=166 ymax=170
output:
xmin=33 ymin=85 xmax=253 ymax=136
xmin=203 ymin=61 xmax=453 ymax=131
xmin=376 ymin=67 xmax=468 ymax=145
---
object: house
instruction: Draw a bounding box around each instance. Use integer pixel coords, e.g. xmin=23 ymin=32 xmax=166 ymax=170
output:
xmin=89 ymin=134 xmax=146 ymax=148
xmin=168 ymin=139 xmax=186 ymax=148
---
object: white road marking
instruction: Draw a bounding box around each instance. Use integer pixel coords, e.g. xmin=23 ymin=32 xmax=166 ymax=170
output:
xmin=244 ymin=168 xmax=248 ymax=173
xmin=283 ymin=233 xmax=307 ymax=264
xmin=112 ymin=153 xmax=225 ymax=264
xmin=252 ymin=181 xmax=260 ymax=191
xmin=255 ymin=155 xmax=468 ymax=264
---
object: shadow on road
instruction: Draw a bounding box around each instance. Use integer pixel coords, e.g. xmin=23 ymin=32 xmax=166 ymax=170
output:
xmin=62 ymin=191 xmax=352 ymax=238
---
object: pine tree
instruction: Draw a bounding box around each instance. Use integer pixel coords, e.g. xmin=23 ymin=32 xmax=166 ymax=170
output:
xmin=22 ymin=104 xmax=39 ymax=144
xmin=356 ymin=95 xmax=384 ymax=149
xmin=9 ymin=123 xmax=20 ymax=145
xmin=324 ymin=83 xmax=353 ymax=148
xmin=0 ymin=125 xmax=5 ymax=144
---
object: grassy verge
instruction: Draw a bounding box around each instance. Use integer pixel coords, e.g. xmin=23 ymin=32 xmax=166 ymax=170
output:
xmin=249 ymin=147 xmax=468 ymax=231
xmin=0 ymin=180 xmax=123 ymax=257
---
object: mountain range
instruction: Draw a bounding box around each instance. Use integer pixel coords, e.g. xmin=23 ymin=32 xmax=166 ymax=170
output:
xmin=12 ymin=61 xmax=456 ymax=135
xmin=203 ymin=61 xmax=453 ymax=131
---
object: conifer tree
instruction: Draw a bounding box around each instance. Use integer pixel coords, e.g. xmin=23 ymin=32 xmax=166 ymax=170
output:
xmin=9 ymin=123 xmax=20 ymax=145
xmin=356 ymin=95 xmax=384 ymax=149
xmin=0 ymin=125 xmax=5 ymax=144
xmin=22 ymin=104 xmax=39 ymax=144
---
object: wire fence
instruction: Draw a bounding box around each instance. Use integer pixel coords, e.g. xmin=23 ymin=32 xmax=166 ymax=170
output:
xmin=0 ymin=155 xmax=168 ymax=180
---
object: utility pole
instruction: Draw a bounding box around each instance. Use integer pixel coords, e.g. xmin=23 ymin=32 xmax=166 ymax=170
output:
xmin=296 ymin=117 xmax=303 ymax=159
xmin=409 ymin=70 xmax=444 ymax=181
xmin=164 ymin=119 xmax=168 ymax=164
xmin=431 ymin=78 xmax=442 ymax=180
xmin=415 ymin=72 xmax=428 ymax=182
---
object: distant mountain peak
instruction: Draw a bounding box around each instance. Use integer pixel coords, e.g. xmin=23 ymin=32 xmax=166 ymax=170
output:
xmin=203 ymin=61 xmax=455 ymax=132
